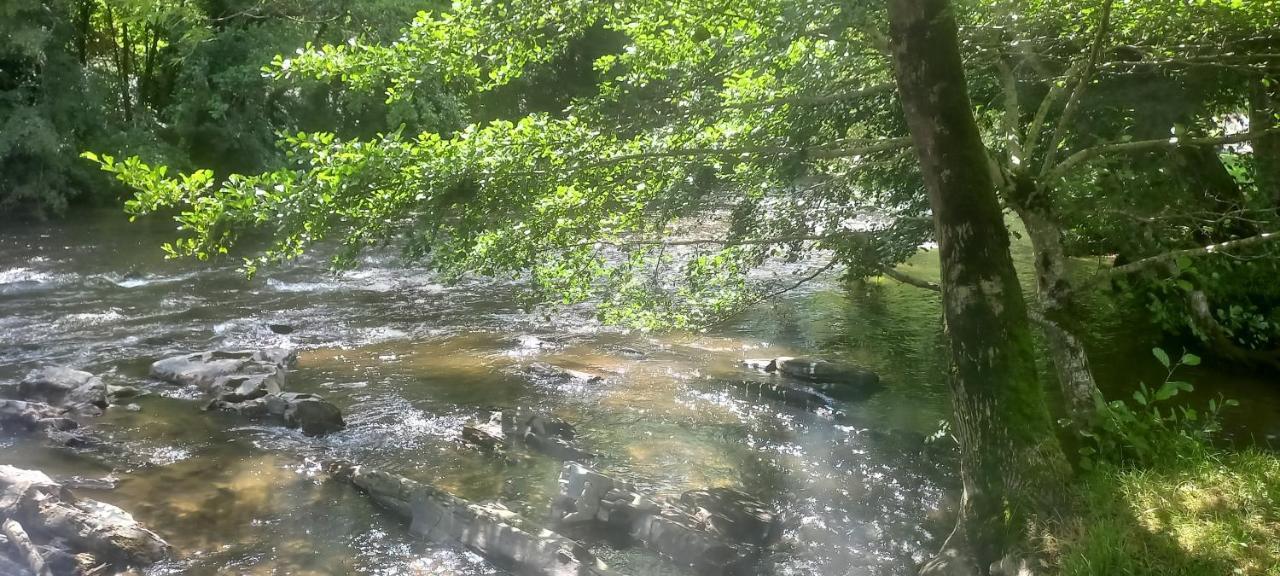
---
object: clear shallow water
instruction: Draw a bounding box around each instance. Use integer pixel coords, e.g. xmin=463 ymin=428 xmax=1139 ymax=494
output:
xmin=0 ymin=210 xmax=1271 ymax=575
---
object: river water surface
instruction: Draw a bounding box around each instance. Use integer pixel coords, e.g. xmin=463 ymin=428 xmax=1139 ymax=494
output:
xmin=0 ymin=211 xmax=1274 ymax=575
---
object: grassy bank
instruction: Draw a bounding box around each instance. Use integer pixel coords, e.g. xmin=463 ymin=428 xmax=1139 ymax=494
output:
xmin=1047 ymin=446 xmax=1280 ymax=575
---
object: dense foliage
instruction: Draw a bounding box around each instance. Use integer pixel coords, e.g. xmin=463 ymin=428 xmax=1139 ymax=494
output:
xmin=84 ymin=1 xmax=1280 ymax=341
xmin=0 ymin=0 xmax=460 ymax=218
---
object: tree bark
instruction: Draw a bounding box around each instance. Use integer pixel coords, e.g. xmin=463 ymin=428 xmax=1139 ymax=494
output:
xmin=1251 ymin=79 xmax=1280 ymax=209
xmin=1007 ymin=180 xmax=1101 ymax=432
xmin=888 ymin=0 xmax=1070 ymax=573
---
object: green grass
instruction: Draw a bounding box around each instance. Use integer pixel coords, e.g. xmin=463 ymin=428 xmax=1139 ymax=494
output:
xmin=1047 ymin=447 xmax=1280 ymax=575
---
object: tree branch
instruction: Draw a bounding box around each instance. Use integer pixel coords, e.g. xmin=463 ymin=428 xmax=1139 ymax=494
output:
xmin=1080 ymin=230 xmax=1280 ymax=288
xmin=1043 ymin=126 xmax=1280 ymax=183
xmin=883 ymin=267 xmax=940 ymax=291
xmin=719 ymin=82 xmax=895 ymax=111
xmin=708 ymin=258 xmax=840 ymax=327
xmin=1039 ymin=0 xmax=1115 ymax=179
xmin=1023 ymin=59 xmax=1083 ymax=163
xmin=564 ymin=138 xmax=913 ymax=173
xmin=996 ymin=59 xmax=1025 ymax=160
xmin=569 ymin=234 xmax=841 ymax=250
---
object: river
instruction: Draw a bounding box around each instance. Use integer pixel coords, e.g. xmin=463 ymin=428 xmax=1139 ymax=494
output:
xmin=0 ymin=210 xmax=1275 ymax=575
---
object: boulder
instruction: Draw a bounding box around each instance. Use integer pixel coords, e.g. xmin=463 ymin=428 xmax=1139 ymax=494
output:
xmin=206 ymin=392 xmax=344 ymax=436
xmin=331 ymin=462 xmax=615 ymax=576
xmin=0 ymin=400 xmax=69 ymax=433
xmin=149 ymin=348 xmax=293 ymax=392
xmin=552 ymin=463 xmax=773 ymax=575
xmin=156 ymin=348 xmax=344 ymax=436
xmin=283 ymin=394 xmax=346 ymax=436
xmin=0 ymin=465 xmax=169 ymax=569
xmin=3 ymin=367 xmax=108 ymax=412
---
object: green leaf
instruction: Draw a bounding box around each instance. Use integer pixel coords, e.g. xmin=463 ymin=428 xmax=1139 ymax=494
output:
xmin=1181 ymin=353 xmax=1201 ymax=366
xmin=1153 ymin=347 xmax=1171 ymax=369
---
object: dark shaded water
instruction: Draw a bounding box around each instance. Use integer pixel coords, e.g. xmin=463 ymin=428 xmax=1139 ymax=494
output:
xmin=0 ymin=211 xmax=1274 ymax=575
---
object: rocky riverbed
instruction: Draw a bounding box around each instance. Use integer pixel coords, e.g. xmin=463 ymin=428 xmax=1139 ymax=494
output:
xmin=0 ymin=211 xmax=990 ymax=575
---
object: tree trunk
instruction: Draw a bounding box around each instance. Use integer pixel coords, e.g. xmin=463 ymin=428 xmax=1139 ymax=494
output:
xmin=888 ymin=0 xmax=1070 ymax=573
xmin=76 ymin=0 xmax=93 ymax=65
xmin=1007 ymin=180 xmax=1101 ymax=432
xmin=1251 ymin=79 xmax=1280 ymax=210
xmin=121 ymin=20 xmax=134 ymax=122
xmin=105 ymin=7 xmax=133 ymax=123
xmin=141 ymin=24 xmax=160 ymax=108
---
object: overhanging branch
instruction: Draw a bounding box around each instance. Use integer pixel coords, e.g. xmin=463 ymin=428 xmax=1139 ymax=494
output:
xmin=1079 ymin=230 xmax=1280 ymax=288
xmin=1042 ymin=126 xmax=1280 ymax=183
xmin=565 ymin=137 xmax=913 ymax=173
xmin=883 ymin=268 xmax=940 ymax=292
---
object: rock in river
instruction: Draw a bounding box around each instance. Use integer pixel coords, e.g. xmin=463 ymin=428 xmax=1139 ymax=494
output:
xmin=462 ymin=408 xmax=594 ymax=462
xmin=0 ymin=465 xmax=169 ymax=573
xmin=330 ymin=462 xmax=615 ymax=576
xmin=152 ymin=348 xmax=345 ymax=436
xmin=207 ymin=391 xmax=345 ymax=437
xmin=2 ymin=367 xmax=108 ymax=415
xmin=149 ymin=348 xmax=293 ymax=395
xmin=552 ymin=463 xmax=777 ymax=575
xmin=741 ymin=356 xmax=880 ymax=398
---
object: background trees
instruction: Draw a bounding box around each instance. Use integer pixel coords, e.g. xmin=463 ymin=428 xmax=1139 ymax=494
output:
xmin=0 ymin=0 xmax=459 ymax=217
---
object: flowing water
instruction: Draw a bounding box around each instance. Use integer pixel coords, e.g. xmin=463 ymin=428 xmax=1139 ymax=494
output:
xmin=0 ymin=210 xmax=1275 ymax=575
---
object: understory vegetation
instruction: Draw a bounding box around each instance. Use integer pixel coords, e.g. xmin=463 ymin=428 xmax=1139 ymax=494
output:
xmin=1053 ymin=446 xmax=1280 ymax=576
xmin=1049 ymin=349 xmax=1278 ymax=575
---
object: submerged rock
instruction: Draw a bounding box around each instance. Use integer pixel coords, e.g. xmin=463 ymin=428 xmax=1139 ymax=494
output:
xmin=2 ymin=367 xmax=108 ymax=415
xmin=461 ymin=408 xmax=593 ymax=462
xmin=527 ymin=363 xmax=605 ymax=384
xmin=0 ymin=465 xmax=169 ymax=571
xmin=721 ymin=379 xmax=838 ymax=413
xmin=552 ymin=463 xmax=776 ymax=575
xmin=741 ymin=357 xmax=880 ymax=397
xmin=679 ymin=488 xmax=780 ymax=547
xmin=330 ymin=462 xmax=615 ymax=576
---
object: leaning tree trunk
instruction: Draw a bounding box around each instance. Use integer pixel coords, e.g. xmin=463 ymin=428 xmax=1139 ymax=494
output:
xmin=1007 ymin=179 xmax=1101 ymax=432
xmin=888 ymin=0 xmax=1070 ymax=573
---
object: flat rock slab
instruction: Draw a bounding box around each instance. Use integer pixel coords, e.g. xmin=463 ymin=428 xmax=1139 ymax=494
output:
xmin=0 ymin=465 xmax=169 ymax=570
xmin=150 ymin=348 xmax=294 ymax=394
xmin=527 ymin=363 xmax=605 ymax=384
xmin=331 ymin=463 xmax=615 ymax=576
